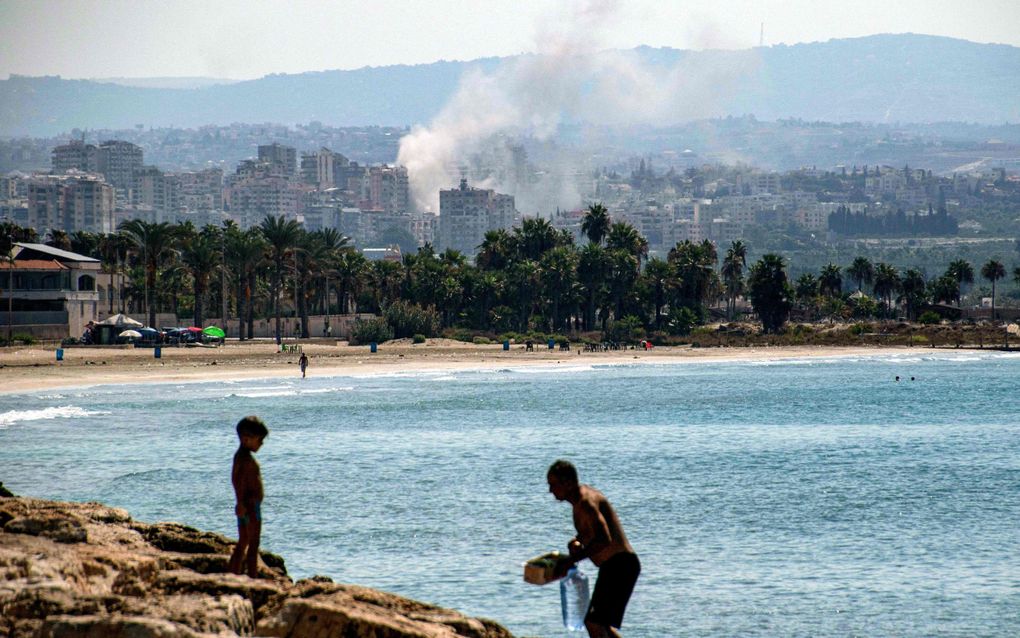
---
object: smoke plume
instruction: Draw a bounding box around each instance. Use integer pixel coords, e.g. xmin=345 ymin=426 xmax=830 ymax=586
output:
xmin=397 ymin=0 xmax=755 ymax=214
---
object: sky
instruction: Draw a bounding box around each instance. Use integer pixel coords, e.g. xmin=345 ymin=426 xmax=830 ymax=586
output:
xmin=1 ymin=0 xmax=1019 ymax=80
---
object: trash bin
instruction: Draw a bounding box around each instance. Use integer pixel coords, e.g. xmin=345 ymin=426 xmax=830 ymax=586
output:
xmin=56 ymin=348 xmax=64 ymax=361
xmin=154 ymin=346 xmax=161 ymax=359
xmin=548 ymin=339 xmax=555 ymax=349
xmin=503 ymin=340 xmax=510 ymax=351
xmin=370 ymin=342 xmax=377 ymax=353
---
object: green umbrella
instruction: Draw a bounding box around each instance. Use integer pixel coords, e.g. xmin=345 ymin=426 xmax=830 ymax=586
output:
xmin=202 ymin=326 xmax=226 ymax=338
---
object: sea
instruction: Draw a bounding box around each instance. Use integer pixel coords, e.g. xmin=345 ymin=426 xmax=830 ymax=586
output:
xmin=2 ymin=351 xmax=1019 ymax=637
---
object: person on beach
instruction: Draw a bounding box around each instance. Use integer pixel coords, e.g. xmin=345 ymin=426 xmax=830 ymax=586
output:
xmin=547 ymin=459 xmax=640 ymax=638
xmin=298 ymin=352 xmax=308 ymax=378
xmin=229 ymin=416 xmax=267 ymax=578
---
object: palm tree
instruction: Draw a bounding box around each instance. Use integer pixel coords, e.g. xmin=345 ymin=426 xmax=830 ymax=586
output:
xmin=476 ymin=228 xmax=516 ymax=271
xmin=818 ymin=263 xmax=842 ymax=299
xmin=795 ymin=273 xmax=819 ymax=314
xmin=581 ymin=203 xmax=611 ymax=245
xmin=0 ymin=222 xmax=34 ymax=343
xmin=642 ymin=257 xmax=672 ymax=328
xmin=721 ymin=241 xmax=747 ymax=319
xmin=872 ymin=262 xmax=901 ymax=316
xmin=899 ymin=268 xmax=927 ymax=321
xmin=515 ymin=217 xmax=563 ymax=261
xmin=226 ymin=228 xmax=267 ymax=340
xmin=334 ymin=249 xmax=368 ymax=316
xmin=45 ymin=229 xmax=72 ymax=251
xmin=606 ymin=222 xmax=649 ymax=264
xmin=945 ymin=259 xmax=974 ymax=307
xmin=577 ymin=243 xmax=609 ymax=331
xmin=980 ymin=259 xmax=1006 ymax=320
xmin=180 ymin=228 xmax=221 ymax=328
xmin=70 ymin=231 xmax=100 ymax=257
xmin=118 ymin=220 xmax=182 ymax=328
xmin=748 ymin=254 xmax=793 ymax=334
xmin=259 ymin=215 xmax=303 ymax=345
xmin=847 ymin=256 xmax=874 ymax=293
xmin=539 ymin=245 xmax=578 ymax=332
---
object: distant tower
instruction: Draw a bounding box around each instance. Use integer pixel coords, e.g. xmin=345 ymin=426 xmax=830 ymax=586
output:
xmin=759 ymin=23 xmax=764 ymax=48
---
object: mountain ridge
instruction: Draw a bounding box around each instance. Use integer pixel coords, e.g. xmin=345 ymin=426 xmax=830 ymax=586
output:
xmin=2 ymin=34 xmax=1018 ymax=137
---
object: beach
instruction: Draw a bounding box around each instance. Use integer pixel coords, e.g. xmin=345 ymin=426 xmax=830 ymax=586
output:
xmin=0 ymin=339 xmax=922 ymax=393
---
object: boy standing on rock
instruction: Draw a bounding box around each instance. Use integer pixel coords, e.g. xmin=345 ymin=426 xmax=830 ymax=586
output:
xmin=229 ymin=416 xmax=268 ymax=578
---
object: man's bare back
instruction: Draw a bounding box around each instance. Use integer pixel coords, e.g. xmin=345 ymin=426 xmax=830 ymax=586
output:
xmin=571 ymin=484 xmax=634 ymax=567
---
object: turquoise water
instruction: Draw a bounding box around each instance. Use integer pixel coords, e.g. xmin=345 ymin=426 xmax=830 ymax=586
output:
xmin=2 ymin=352 xmax=1020 ymax=637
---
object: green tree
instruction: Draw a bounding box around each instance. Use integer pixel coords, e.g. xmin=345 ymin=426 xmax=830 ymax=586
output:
xmin=225 ymin=228 xmax=267 ymax=340
xmin=45 ymin=229 xmax=72 ymax=252
xmin=818 ymin=263 xmax=842 ymax=298
xmin=180 ymin=227 xmax=221 ymax=328
xmin=980 ymin=259 xmax=1006 ymax=320
xmin=606 ymin=221 xmax=648 ymax=264
xmin=795 ymin=273 xmax=819 ymax=314
xmin=899 ymin=268 xmax=927 ymax=321
xmin=748 ymin=254 xmax=793 ymax=334
xmin=259 ymin=215 xmax=303 ymax=345
xmin=720 ymin=240 xmax=747 ymax=319
xmin=540 ymin=245 xmax=578 ymax=333
xmin=945 ymin=259 xmax=974 ymax=307
xmin=872 ymin=263 xmax=901 ymax=316
xmin=847 ymin=256 xmax=874 ymax=293
xmin=642 ymin=257 xmax=672 ymax=329
xmin=577 ymin=243 xmax=609 ymax=331
xmin=118 ymin=220 xmax=183 ymax=328
xmin=581 ymin=203 xmax=611 ymax=245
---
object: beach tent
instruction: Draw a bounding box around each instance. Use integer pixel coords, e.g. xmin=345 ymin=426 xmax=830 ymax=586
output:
xmin=98 ymin=313 xmax=143 ymax=327
xmin=92 ymin=313 xmax=144 ymax=344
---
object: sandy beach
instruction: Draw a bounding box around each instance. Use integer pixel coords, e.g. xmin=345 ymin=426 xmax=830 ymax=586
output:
xmin=0 ymin=339 xmax=923 ymax=394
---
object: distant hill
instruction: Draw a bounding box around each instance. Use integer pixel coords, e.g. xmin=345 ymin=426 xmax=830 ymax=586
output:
xmin=2 ymin=34 xmax=1018 ymax=137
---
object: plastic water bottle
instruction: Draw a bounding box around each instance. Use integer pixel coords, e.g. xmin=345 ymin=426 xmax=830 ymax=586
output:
xmin=560 ymin=566 xmax=590 ymax=631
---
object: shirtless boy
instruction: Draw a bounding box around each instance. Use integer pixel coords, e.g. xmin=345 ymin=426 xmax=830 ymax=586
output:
xmin=548 ymin=459 xmax=640 ymax=638
xmin=229 ymin=416 xmax=268 ymax=578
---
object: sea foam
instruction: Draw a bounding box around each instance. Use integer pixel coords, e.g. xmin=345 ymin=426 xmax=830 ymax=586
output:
xmin=0 ymin=405 xmax=110 ymax=427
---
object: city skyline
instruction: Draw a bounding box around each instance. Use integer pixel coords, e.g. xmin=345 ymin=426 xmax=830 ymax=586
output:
xmin=1 ymin=0 xmax=1019 ymax=80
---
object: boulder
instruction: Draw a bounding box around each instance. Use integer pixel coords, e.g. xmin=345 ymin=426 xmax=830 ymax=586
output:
xmin=0 ymin=497 xmax=516 ymax=638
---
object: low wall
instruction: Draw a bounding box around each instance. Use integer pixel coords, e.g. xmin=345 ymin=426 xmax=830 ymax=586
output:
xmin=204 ymin=314 xmax=374 ymax=339
xmin=2 ymin=324 xmax=69 ymax=340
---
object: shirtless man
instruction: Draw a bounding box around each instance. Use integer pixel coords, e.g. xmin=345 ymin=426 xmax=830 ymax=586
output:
xmin=228 ymin=416 xmax=267 ymax=577
xmin=548 ymin=459 xmax=640 ymax=638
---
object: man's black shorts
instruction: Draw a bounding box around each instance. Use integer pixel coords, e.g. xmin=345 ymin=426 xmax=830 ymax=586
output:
xmin=586 ymin=551 xmax=641 ymax=628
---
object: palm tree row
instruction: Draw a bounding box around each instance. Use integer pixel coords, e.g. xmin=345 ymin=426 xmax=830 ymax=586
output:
xmin=4 ymin=207 xmax=1020 ymax=340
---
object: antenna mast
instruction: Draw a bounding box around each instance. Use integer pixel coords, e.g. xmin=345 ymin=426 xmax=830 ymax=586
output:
xmin=760 ymin=23 xmax=764 ymax=48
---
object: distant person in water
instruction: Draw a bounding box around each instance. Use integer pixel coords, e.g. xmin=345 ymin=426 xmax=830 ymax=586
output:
xmin=547 ymin=459 xmax=640 ymax=638
xmin=298 ymin=352 xmax=308 ymax=378
xmin=229 ymin=416 xmax=267 ymax=578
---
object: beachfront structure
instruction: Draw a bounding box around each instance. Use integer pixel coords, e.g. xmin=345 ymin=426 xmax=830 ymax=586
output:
xmin=1 ymin=243 xmax=101 ymax=339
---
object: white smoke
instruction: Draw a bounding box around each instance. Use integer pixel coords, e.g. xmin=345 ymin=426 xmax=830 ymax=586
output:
xmin=397 ymin=0 xmax=756 ymax=213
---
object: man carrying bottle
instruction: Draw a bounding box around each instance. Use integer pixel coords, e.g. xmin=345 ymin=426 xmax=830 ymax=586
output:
xmin=547 ymin=459 xmax=641 ymax=638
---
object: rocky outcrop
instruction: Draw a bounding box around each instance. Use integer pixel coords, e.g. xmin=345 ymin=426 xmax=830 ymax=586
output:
xmin=0 ymin=497 xmax=514 ymax=638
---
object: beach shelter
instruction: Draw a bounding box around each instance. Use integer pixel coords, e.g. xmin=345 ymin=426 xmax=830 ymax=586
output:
xmin=93 ymin=313 xmax=144 ymax=344
xmin=99 ymin=313 xmax=143 ymax=327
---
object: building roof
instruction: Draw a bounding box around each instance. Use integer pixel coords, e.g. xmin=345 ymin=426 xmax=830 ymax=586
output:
xmin=14 ymin=243 xmax=100 ymax=263
xmin=0 ymin=259 xmax=68 ymax=271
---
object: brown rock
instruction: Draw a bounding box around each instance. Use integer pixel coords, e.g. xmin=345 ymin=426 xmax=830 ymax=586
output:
xmin=0 ymin=497 xmax=516 ymax=638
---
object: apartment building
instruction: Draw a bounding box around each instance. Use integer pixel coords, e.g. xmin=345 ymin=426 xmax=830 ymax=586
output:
xmin=27 ymin=174 xmax=115 ymax=234
xmin=51 ymin=140 xmax=99 ymax=174
xmin=96 ymin=141 xmax=144 ymax=195
xmin=438 ymin=179 xmax=516 ymax=256
xmin=257 ymin=143 xmax=298 ymax=177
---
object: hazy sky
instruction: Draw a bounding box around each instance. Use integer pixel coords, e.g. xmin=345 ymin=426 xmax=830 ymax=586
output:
xmin=2 ymin=0 xmax=1018 ymax=80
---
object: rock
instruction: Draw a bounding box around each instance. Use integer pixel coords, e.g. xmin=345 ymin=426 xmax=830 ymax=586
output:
xmin=0 ymin=497 xmax=517 ymax=637
xmin=4 ymin=515 xmax=87 ymax=543
xmin=0 ymin=482 xmax=15 ymax=497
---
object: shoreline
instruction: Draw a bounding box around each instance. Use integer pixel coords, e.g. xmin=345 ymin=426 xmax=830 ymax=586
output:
xmin=0 ymin=340 xmax=974 ymax=395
